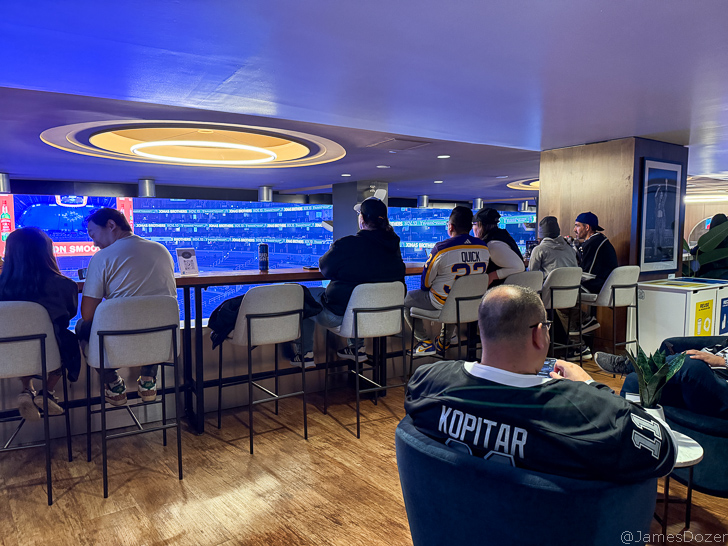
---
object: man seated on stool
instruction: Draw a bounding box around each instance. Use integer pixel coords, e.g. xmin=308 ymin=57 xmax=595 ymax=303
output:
xmin=472 ymin=208 xmax=524 ymax=287
xmin=405 ymin=285 xmax=676 ymax=481
xmin=405 ymin=206 xmax=490 ymax=357
xmin=77 ymin=207 xmax=176 ymax=406
xmin=527 ymin=216 xmax=578 ymax=277
xmin=595 ymin=338 xmax=728 ymax=418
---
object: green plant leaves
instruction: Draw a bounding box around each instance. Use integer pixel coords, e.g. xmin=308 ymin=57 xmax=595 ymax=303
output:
xmin=697 ymin=247 xmax=728 ymax=267
xmin=697 ymin=221 xmax=728 ymax=253
xmin=627 ymin=348 xmax=685 ymax=408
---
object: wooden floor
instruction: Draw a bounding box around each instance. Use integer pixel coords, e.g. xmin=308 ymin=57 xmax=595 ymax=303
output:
xmin=0 ymin=362 xmax=727 ymax=546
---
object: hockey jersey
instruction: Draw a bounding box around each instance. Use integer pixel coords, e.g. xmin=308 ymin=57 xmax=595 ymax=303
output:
xmin=420 ymin=234 xmax=490 ymax=309
xmin=405 ymin=360 xmax=677 ymax=482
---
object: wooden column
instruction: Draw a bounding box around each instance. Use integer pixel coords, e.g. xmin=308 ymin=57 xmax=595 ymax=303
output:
xmin=539 ymin=137 xmax=688 ymax=351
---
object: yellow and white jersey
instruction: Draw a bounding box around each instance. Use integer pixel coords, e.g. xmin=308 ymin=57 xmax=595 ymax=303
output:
xmin=420 ymin=234 xmax=490 ymax=309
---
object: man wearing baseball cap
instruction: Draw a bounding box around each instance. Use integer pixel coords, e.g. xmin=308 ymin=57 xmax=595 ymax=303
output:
xmin=472 ymin=207 xmax=525 ymax=287
xmin=557 ymin=211 xmax=618 ymax=360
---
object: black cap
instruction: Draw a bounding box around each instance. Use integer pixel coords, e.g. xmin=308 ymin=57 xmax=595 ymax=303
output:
xmin=355 ymin=197 xmax=388 ymax=220
xmin=575 ymin=212 xmax=604 ymax=231
xmin=474 ymin=207 xmax=501 ymax=225
xmin=539 ymin=216 xmax=560 ymax=238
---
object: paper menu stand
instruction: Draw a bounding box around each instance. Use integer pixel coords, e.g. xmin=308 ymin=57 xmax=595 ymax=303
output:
xmin=176 ymin=248 xmax=199 ymax=276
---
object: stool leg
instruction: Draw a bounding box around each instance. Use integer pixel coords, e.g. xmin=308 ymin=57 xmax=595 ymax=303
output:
xmin=686 ymin=466 xmax=694 ymax=529
xmin=355 ymin=335 xmax=361 ymax=439
xmin=86 ymin=367 xmax=92 ymax=462
xmin=324 ymin=330 xmax=330 ymax=415
xmin=662 ymin=475 xmax=670 ymax=535
xmin=409 ymin=326 xmax=415 ymax=377
xmin=40 ymin=348 xmax=52 ymax=506
xmin=173 ymin=351 xmax=183 ymax=480
xmin=274 ymin=344 xmax=279 ymax=416
xmin=301 ymin=343 xmax=308 ymax=441
xmin=161 ymin=362 xmax=167 ymax=447
xmin=62 ymin=369 xmax=72 ymax=462
xmin=100 ymin=369 xmax=108 ymax=498
xmin=248 ymin=345 xmax=254 ymax=455
xmin=217 ymin=343 xmax=223 ymax=429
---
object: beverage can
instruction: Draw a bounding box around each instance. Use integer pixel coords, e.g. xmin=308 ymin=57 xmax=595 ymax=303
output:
xmin=258 ymin=243 xmax=269 ymax=271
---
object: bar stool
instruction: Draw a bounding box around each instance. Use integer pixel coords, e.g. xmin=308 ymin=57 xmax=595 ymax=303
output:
xmin=409 ymin=273 xmax=489 ymax=364
xmin=218 ymin=284 xmax=306 ymax=454
xmin=84 ymin=295 xmax=181 ymax=498
xmin=0 ymin=301 xmax=72 ymax=505
xmin=581 ymin=265 xmax=640 ymax=357
xmin=324 ymin=281 xmax=405 ymax=438
xmin=540 ymin=267 xmax=583 ymax=361
xmin=504 ymin=270 xmax=544 ymax=293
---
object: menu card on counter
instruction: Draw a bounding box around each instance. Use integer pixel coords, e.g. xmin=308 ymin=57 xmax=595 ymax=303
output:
xmin=176 ymin=248 xmax=199 ymax=276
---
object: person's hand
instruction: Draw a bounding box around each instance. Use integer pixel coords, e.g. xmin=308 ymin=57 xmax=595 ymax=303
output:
xmin=684 ymin=349 xmax=726 ymax=367
xmin=550 ymin=359 xmax=594 ymax=382
xmin=488 ymin=271 xmax=499 ymax=284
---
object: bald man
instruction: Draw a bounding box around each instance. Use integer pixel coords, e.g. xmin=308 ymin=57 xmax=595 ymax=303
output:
xmin=405 ymin=285 xmax=676 ymax=482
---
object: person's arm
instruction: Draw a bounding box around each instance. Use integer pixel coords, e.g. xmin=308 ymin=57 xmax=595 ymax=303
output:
xmin=318 ymin=240 xmax=341 ymax=279
xmin=487 ymin=240 xmax=525 ymax=282
xmin=80 ymin=254 xmax=105 ymax=323
xmin=527 ymin=247 xmax=542 ymax=272
xmin=684 ymin=349 xmax=727 ymax=367
xmin=81 ymin=296 xmax=102 ymax=322
xmin=420 ymin=245 xmax=439 ymax=290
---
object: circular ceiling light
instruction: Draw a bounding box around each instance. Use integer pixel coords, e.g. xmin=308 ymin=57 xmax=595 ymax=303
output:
xmin=130 ymin=140 xmax=277 ymax=165
xmin=506 ymin=179 xmax=540 ymax=191
xmin=40 ymin=120 xmax=346 ymax=169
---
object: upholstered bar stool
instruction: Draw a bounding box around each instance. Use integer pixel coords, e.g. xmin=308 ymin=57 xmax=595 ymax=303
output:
xmin=324 ymin=281 xmax=405 ymax=438
xmin=581 ymin=265 xmax=640 ymax=358
xmin=504 ymin=270 xmax=544 ymax=293
xmin=540 ymin=267 xmax=583 ymax=360
xmin=218 ymin=284 xmax=306 ymax=454
xmin=84 ymin=295 xmax=181 ymax=498
xmin=409 ymin=274 xmax=489 ymax=366
xmin=0 ymin=301 xmax=72 ymax=505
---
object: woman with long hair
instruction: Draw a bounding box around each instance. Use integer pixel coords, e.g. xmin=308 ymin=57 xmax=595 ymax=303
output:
xmin=0 ymin=227 xmax=81 ymax=420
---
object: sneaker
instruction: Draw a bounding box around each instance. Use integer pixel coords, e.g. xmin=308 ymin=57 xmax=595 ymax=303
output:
xmin=410 ymin=340 xmax=436 ymax=357
xmin=137 ymin=377 xmax=157 ymax=402
xmin=33 ymin=390 xmax=64 ymax=416
xmin=291 ymin=351 xmax=316 ymax=369
xmin=594 ymin=352 xmax=632 ymax=375
xmin=337 ymin=346 xmax=368 ymax=363
xmin=105 ymin=377 xmax=127 ymax=406
xmin=435 ymin=337 xmax=451 ymax=354
xmin=566 ymin=345 xmax=592 ymax=361
xmin=17 ymin=389 xmax=40 ymax=421
xmin=569 ymin=317 xmax=601 ymax=336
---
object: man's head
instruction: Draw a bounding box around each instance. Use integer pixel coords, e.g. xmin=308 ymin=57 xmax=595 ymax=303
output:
xmin=85 ymin=207 xmax=132 ymax=249
xmin=447 ymin=206 xmax=473 ymax=237
xmin=573 ymin=211 xmax=603 ymax=241
xmin=477 ymin=285 xmax=550 ymax=374
xmin=472 ymin=207 xmax=500 ymax=239
xmin=538 ymin=216 xmax=560 ymax=239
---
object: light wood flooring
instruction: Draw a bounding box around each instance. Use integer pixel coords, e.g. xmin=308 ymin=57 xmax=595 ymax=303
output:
xmin=0 ymin=362 xmax=726 ymax=546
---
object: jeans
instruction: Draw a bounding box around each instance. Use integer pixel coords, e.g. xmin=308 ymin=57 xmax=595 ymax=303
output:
xmin=403 ymin=289 xmax=454 ymax=343
xmin=300 ymin=287 xmax=363 ymax=354
xmin=75 ymin=318 xmax=158 ymax=385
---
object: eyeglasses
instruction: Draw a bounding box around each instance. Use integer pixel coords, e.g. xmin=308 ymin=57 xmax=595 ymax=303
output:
xmin=528 ymin=320 xmax=552 ymax=332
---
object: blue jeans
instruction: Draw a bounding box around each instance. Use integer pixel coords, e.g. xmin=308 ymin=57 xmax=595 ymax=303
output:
xmin=300 ymin=287 xmax=358 ymax=354
xmin=621 ymin=336 xmax=728 ymax=418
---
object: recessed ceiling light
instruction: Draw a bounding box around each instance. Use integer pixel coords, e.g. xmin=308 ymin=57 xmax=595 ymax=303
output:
xmin=437 ymin=155 xmax=450 ymax=159
xmin=388 ymin=150 xmax=398 ymax=154
xmin=495 ymin=175 xmax=509 ymax=179
xmin=434 ymin=180 xmax=444 ymax=184
xmin=341 ymin=173 xmax=352 ymax=177
xmin=376 ymin=165 xmax=390 ymax=169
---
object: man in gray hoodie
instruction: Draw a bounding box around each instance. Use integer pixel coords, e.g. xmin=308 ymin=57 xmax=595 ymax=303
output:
xmin=528 ymin=216 xmax=578 ymax=276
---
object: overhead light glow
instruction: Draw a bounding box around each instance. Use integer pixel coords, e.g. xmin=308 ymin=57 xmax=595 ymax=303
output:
xmin=437 ymin=155 xmax=451 ymax=159
xmin=434 ymin=180 xmax=443 ymax=184
xmin=376 ymin=165 xmax=391 ymax=169
xmin=341 ymin=173 xmax=352 ymax=177
xmin=495 ymin=175 xmax=509 ymax=179
xmin=130 ymin=140 xmax=277 ymax=165
xmin=684 ymin=195 xmax=728 ymax=203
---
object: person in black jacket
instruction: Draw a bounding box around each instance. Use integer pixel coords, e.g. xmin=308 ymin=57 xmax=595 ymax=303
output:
xmin=472 ymin=208 xmax=524 ymax=287
xmin=293 ymin=197 xmax=406 ymax=367
xmin=0 ymin=227 xmax=81 ymax=421
xmin=405 ymin=285 xmax=677 ymax=482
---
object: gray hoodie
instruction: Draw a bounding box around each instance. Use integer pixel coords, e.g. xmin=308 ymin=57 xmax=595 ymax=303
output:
xmin=528 ymin=236 xmax=578 ymax=277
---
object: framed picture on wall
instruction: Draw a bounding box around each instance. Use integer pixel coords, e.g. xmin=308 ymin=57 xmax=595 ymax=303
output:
xmin=640 ymin=159 xmax=682 ymax=272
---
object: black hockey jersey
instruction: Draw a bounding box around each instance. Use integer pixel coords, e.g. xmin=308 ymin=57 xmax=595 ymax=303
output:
xmin=405 ymin=360 xmax=676 ymax=482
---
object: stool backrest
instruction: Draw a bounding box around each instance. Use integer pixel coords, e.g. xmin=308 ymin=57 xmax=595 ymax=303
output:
xmin=504 ymin=270 xmax=544 ymax=293
xmin=231 ymin=284 xmax=304 ymax=346
xmin=0 ymin=301 xmax=61 ymax=378
xmin=338 ymin=281 xmax=405 ymax=339
xmin=438 ymin=274 xmax=489 ymax=324
xmin=541 ymin=267 xmax=583 ymax=309
xmin=593 ymin=265 xmax=640 ymax=307
xmin=87 ymin=296 xmax=180 ymax=369
xmin=395 ymin=415 xmax=657 ymax=546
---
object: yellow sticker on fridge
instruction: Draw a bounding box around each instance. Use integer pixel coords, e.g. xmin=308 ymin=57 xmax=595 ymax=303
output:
xmin=694 ymin=300 xmax=713 ymax=335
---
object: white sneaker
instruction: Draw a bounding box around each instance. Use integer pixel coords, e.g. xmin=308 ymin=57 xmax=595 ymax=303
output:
xmin=17 ymin=389 xmax=40 ymax=421
xmin=291 ymin=351 xmax=316 ymax=368
xmin=337 ymin=346 xmax=368 ymax=363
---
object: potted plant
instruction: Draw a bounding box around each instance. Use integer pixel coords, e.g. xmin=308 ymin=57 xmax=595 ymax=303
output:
xmin=626 ymin=347 xmax=686 ymax=416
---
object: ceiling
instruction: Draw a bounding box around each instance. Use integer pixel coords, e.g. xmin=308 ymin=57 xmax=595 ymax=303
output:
xmin=2 ymin=1 xmax=728 ymax=202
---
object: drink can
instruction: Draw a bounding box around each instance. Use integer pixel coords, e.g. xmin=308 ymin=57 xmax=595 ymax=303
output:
xmin=258 ymin=243 xmax=269 ymax=271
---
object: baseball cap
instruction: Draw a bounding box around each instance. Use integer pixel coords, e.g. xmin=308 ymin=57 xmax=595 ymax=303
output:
xmin=354 ymin=196 xmax=387 ymax=219
xmin=473 ymin=207 xmax=501 ymax=225
xmin=575 ymin=212 xmax=604 ymax=231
